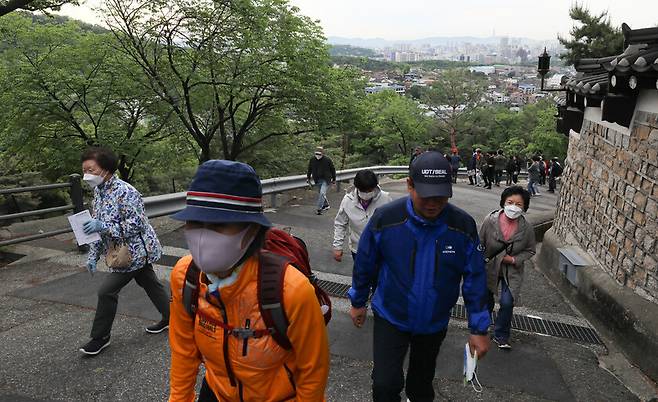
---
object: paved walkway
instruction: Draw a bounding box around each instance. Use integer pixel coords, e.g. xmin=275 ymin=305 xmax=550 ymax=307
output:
xmin=0 ymin=179 xmax=644 ymax=401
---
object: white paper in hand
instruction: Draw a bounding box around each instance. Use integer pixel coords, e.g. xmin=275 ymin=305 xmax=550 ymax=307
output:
xmin=68 ymin=210 xmax=101 ymax=246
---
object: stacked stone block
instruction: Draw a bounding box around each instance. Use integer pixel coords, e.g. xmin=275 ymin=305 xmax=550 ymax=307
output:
xmin=554 ymin=111 xmax=658 ymax=301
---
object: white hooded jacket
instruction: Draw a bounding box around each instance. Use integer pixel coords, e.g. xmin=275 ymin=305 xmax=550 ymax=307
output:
xmin=333 ymin=187 xmax=393 ymax=254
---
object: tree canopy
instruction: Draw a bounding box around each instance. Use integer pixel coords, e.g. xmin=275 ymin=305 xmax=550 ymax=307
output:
xmin=0 ymin=0 xmax=78 ymax=17
xmin=558 ymin=4 xmax=624 ymax=65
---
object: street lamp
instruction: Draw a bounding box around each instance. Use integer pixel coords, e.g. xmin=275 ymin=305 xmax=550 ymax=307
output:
xmin=537 ymin=47 xmax=565 ymax=92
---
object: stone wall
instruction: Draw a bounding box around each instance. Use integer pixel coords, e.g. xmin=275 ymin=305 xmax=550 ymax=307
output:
xmin=553 ymin=92 xmax=658 ymax=301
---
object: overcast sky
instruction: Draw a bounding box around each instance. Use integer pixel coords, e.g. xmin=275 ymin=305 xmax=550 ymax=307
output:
xmin=59 ymin=0 xmax=657 ymax=41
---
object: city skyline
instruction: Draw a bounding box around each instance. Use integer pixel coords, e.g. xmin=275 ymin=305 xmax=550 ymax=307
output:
xmin=56 ymin=0 xmax=658 ymax=42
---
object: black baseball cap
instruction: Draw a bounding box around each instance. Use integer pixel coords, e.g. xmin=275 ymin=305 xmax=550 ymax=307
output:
xmin=409 ymin=151 xmax=453 ymax=198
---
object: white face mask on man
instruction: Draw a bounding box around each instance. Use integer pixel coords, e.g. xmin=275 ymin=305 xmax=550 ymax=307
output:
xmin=184 ymin=226 xmax=255 ymax=273
xmin=314 ymin=152 xmax=322 ymax=160
xmin=503 ymin=204 xmax=523 ymax=220
xmin=83 ymin=173 xmax=105 ymax=188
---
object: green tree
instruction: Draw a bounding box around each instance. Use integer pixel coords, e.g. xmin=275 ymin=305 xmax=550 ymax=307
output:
xmin=0 ymin=0 xmax=78 ymax=17
xmin=424 ymin=69 xmax=486 ymax=152
xmin=351 ymin=91 xmax=431 ymax=165
xmin=558 ymin=4 xmax=624 ymax=66
xmin=0 ymin=13 xmax=176 ymax=181
xmin=105 ymin=0 xmax=352 ymax=162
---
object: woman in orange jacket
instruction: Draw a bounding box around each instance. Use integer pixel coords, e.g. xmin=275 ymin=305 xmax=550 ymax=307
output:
xmin=168 ymin=160 xmax=329 ymax=402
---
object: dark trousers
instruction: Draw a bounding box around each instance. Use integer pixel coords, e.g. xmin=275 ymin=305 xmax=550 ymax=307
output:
xmin=372 ymin=315 xmax=448 ymax=402
xmin=90 ymin=263 xmax=170 ymax=339
xmin=198 ymin=378 xmax=218 ymax=402
xmin=495 ymin=170 xmax=503 ymax=185
xmin=548 ymin=176 xmax=557 ymax=192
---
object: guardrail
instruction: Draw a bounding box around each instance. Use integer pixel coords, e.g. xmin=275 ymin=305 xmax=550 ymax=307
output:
xmin=0 ymin=175 xmax=84 ymax=247
xmin=1 ymin=165 xmax=528 ymax=247
xmin=143 ymin=165 xmax=411 ymax=218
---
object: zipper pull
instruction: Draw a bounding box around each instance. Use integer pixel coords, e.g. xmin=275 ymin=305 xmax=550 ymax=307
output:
xmin=242 ymin=319 xmax=250 ymax=356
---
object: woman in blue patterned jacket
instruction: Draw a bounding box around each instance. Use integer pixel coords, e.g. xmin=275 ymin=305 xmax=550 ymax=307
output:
xmin=78 ymin=147 xmax=169 ymax=356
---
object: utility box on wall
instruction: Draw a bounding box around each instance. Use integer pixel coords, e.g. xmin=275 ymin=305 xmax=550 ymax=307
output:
xmin=557 ymin=247 xmax=590 ymax=287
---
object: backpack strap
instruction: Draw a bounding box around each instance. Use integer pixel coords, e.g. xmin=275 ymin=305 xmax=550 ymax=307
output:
xmin=258 ymin=251 xmax=293 ymax=350
xmin=182 ymin=261 xmax=201 ymax=318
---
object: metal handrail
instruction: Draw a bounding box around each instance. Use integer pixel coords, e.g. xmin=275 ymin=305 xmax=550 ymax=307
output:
xmin=0 ymin=182 xmax=72 ymax=196
xmin=142 ymin=165 xmax=411 ymax=217
xmin=1 ymin=165 xmax=529 ymax=247
xmin=0 ymin=204 xmax=74 ymax=222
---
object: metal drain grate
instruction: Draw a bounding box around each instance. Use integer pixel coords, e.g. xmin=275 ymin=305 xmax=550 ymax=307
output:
xmin=317 ymin=279 xmax=350 ymax=298
xmin=318 ymin=280 xmax=603 ymax=345
xmin=450 ymin=300 xmax=602 ymax=345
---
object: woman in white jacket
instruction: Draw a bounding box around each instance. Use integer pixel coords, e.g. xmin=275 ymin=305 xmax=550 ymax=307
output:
xmin=333 ymin=170 xmax=393 ymax=262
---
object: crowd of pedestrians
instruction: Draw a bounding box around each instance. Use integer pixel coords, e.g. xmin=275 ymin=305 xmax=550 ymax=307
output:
xmin=443 ymin=147 xmax=563 ymax=196
xmin=75 ymin=144 xmax=547 ymax=401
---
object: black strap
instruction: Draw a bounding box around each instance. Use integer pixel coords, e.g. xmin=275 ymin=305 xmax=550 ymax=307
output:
xmin=182 ymin=262 xmax=200 ymax=317
xmin=258 ymin=252 xmax=292 ymax=350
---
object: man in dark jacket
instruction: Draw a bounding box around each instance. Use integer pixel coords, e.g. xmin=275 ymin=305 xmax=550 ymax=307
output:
xmin=548 ymin=157 xmax=563 ymax=193
xmin=494 ymin=150 xmax=507 ymax=187
xmin=448 ymin=149 xmax=461 ymax=183
xmin=483 ymin=151 xmax=495 ymax=189
xmin=307 ymin=146 xmax=336 ymax=215
xmin=349 ymin=151 xmax=491 ymax=402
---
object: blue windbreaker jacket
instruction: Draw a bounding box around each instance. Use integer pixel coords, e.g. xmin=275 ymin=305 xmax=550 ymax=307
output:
xmin=348 ymin=197 xmax=491 ymax=335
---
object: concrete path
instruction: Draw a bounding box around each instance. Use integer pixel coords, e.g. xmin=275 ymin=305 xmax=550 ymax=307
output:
xmin=0 ymin=179 xmax=644 ymax=401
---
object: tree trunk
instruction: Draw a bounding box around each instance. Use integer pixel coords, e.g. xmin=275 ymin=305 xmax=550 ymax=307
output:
xmin=199 ymin=142 xmax=212 ymax=163
xmin=450 ymin=126 xmax=457 ymax=153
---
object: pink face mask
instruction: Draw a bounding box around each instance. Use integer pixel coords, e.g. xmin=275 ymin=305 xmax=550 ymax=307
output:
xmin=184 ymin=226 xmax=254 ymax=273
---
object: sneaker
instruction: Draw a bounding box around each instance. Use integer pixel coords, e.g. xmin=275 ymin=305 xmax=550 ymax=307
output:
xmin=493 ymin=337 xmax=512 ymax=350
xmin=321 ymin=204 xmax=331 ymax=211
xmin=79 ymin=336 xmax=111 ymax=356
xmin=316 ymin=210 xmax=322 ymax=215
xmin=145 ymin=319 xmax=169 ymax=334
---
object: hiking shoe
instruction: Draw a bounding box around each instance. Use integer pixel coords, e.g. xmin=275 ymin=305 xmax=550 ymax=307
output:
xmin=145 ymin=319 xmax=169 ymax=334
xmin=79 ymin=336 xmax=111 ymax=355
xmin=493 ymin=337 xmax=512 ymax=350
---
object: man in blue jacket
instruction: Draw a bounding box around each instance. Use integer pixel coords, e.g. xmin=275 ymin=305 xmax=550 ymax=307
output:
xmin=349 ymin=151 xmax=491 ymax=402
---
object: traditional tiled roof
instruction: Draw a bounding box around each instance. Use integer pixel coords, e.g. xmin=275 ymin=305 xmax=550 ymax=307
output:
xmin=556 ymin=24 xmax=658 ymax=134
xmin=566 ymin=24 xmax=658 ymax=96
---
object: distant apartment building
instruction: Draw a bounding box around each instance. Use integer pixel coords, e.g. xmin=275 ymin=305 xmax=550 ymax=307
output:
xmin=365 ymin=83 xmax=406 ymax=95
xmin=518 ymin=83 xmax=537 ymax=94
xmin=390 ymin=52 xmax=419 ymax=62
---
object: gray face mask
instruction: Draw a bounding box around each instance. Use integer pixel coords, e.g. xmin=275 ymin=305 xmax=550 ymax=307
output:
xmin=184 ymin=226 xmax=254 ymax=273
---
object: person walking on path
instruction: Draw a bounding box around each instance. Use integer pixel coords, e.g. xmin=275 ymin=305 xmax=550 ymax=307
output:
xmin=494 ymin=150 xmax=507 ymax=187
xmin=448 ymin=149 xmax=462 ymax=183
xmin=548 ymin=157 xmax=563 ymax=193
xmin=168 ymin=160 xmax=329 ymax=402
xmin=307 ymin=146 xmax=336 ymax=216
xmin=506 ymin=156 xmax=521 ymax=185
xmin=527 ymin=156 xmax=542 ymax=196
xmin=79 ymin=147 xmax=169 ymax=356
xmin=480 ymin=186 xmax=536 ymax=349
xmin=409 ymin=146 xmax=423 ymax=166
xmin=467 ymin=149 xmax=477 ymax=186
xmin=483 ymin=151 xmax=495 ymax=189
xmin=332 ymin=170 xmax=392 ymax=263
xmin=475 ymin=148 xmax=485 ymax=187
xmin=349 ymin=151 xmax=491 ymax=402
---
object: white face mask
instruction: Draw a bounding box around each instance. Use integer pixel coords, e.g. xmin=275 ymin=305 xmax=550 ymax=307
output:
xmin=314 ymin=153 xmax=322 ymax=160
xmin=184 ymin=226 xmax=254 ymax=273
xmin=358 ymin=190 xmax=377 ymax=201
xmin=503 ymin=204 xmax=523 ymax=220
xmin=83 ymin=173 xmax=105 ymax=188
